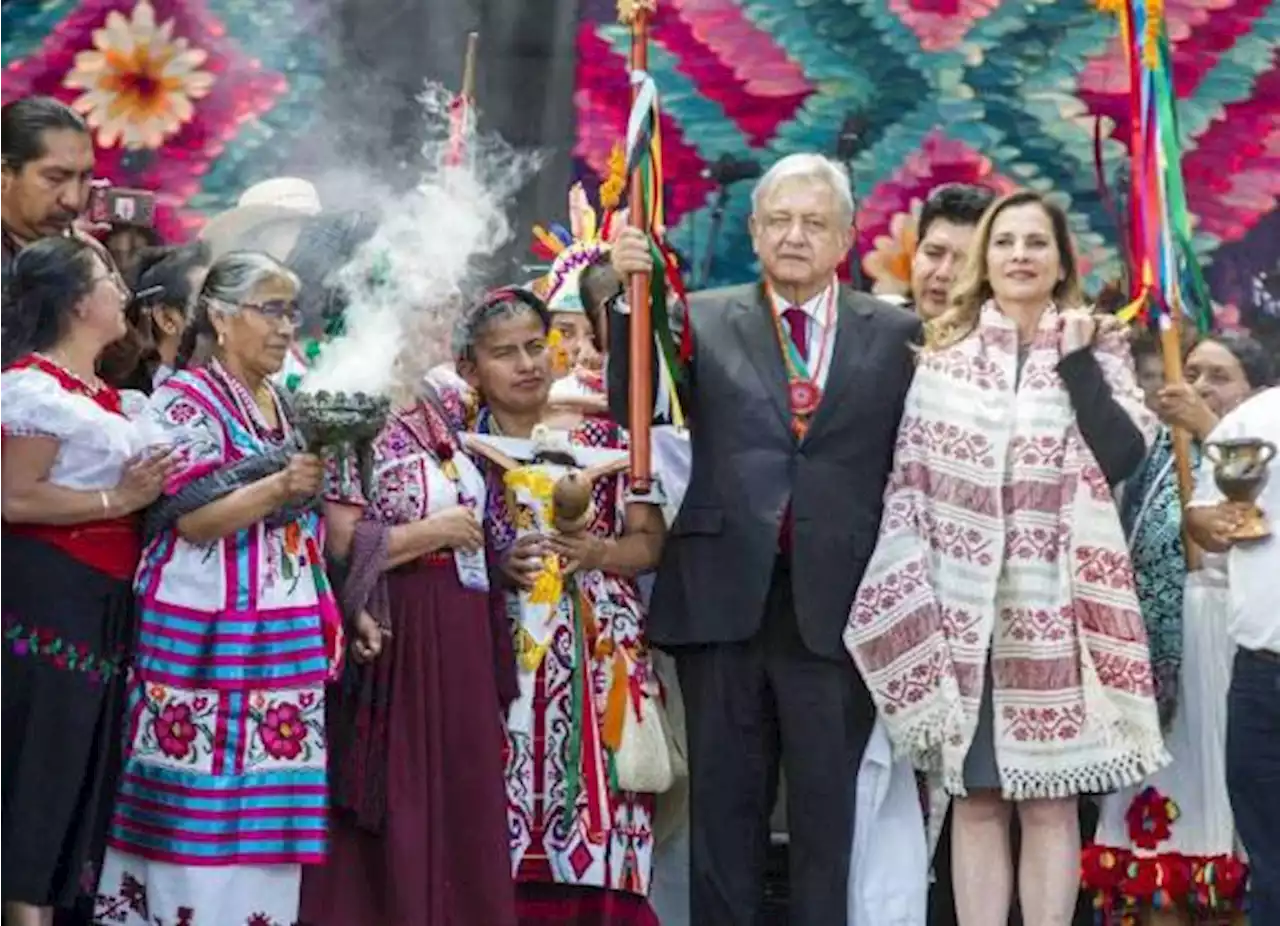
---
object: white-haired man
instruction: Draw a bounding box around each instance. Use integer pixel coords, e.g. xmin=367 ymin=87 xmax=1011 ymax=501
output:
xmin=607 ymin=153 xmax=921 ymax=924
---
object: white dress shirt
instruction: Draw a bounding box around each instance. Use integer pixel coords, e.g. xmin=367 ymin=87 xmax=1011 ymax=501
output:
xmin=1191 ymin=386 xmax=1280 ymax=653
xmin=767 ymin=279 xmax=839 ymax=390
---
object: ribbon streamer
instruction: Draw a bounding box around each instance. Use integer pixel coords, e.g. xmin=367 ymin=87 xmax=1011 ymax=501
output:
xmin=622 ymin=63 xmax=687 ymax=427
xmin=1104 ymin=0 xmax=1212 ymax=333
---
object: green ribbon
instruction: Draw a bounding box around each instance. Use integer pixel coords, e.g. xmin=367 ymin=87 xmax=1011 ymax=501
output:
xmin=561 ymin=580 xmax=587 ymax=835
xmin=1155 ymin=32 xmax=1212 ymax=332
xmin=637 ymin=157 xmax=686 ymax=386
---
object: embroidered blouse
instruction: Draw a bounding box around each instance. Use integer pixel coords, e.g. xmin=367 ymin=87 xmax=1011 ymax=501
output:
xmin=113 ymin=361 xmax=338 ymax=867
xmin=326 ymin=399 xmax=486 ymax=532
xmin=1 ymin=354 xmax=164 ymax=578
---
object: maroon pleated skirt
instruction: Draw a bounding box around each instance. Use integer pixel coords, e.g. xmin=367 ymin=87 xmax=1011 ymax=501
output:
xmin=299 ymin=559 xmax=515 ymax=926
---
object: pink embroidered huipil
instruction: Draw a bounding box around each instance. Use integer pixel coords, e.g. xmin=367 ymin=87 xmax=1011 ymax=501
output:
xmin=96 ymin=360 xmax=337 ymax=926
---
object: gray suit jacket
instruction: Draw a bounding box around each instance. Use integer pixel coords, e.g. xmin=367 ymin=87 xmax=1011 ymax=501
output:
xmin=609 ymin=282 xmax=922 ymax=659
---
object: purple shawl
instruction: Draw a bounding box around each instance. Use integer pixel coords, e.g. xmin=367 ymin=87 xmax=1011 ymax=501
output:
xmin=327 ymin=517 xmax=393 ymax=832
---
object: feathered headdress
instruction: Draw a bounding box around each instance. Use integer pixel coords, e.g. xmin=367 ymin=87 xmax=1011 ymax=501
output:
xmin=530 ymin=145 xmax=626 ymax=314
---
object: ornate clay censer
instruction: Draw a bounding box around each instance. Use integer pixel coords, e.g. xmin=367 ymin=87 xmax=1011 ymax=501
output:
xmin=293 ymin=389 xmax=391 ymax=499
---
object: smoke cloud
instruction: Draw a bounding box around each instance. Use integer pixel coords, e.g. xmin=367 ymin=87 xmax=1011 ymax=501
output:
xmin=299 ymin=81 xmax=543 ymax=397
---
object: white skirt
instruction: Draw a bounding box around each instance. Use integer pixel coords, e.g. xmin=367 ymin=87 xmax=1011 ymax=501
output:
xmin=94 ymin=848 xmax=301 ymax=926
xmin=1095 ymin=568 xmax=1237 ymax=857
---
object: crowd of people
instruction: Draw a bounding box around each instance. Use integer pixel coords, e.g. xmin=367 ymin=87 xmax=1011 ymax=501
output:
xmin=1 ymin=92 xmax=1277 ymax=926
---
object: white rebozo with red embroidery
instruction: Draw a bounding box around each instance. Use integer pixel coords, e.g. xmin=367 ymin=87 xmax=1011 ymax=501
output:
xmin=844 ymin=302 xmax=1169 ymax=800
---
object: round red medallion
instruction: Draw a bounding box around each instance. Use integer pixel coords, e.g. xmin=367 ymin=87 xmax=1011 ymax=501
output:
xmin=789 ymin=380 xmax=820 ymax=417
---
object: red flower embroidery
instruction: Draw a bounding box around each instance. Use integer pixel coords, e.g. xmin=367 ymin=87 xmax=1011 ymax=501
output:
xmin=1194 ymin=856 xmax=1248 ymax=909
xmin=153 ymin=702 xmax=198 ymax=759
xmin=1081 ymin=843 xmax=1126 ymax=892
xmin=169 ymin=402 xmax=198 ymax=424
xmin=1126 ymin=786 xmax=1180 ymax=851
xmin=433 ymin=439 xmax=455 ymax=462
xmin=1083 ymin=844 xmax=1249 ymax=915
xmin=259 ymin=702 xmax=308 ymax=760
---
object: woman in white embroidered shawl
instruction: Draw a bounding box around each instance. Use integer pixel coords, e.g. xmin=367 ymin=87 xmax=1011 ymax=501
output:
xmin=845 ymin=190 xmax=1168 ymax=926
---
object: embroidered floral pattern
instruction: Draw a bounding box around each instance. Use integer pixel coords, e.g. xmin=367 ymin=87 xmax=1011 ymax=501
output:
xmin=133 ymin=685 xmax=217 ymax=770
xmin=94 ymin=870 xmax=150 ymax=923
xmin=260 ymin=702 xmax=309 ymax=760
xmin=245 ymin=690 xmax=325 ymax=769
xmin=153 ymin=702 xmax=199 ymax=759
xmin=1126 ymin=786 xmax=1180 ymax=851
xmin=1082 ymin=843 xmax=1248 ymax=916
xmin=263 ymin=521 xmax=308 ymax=595
xmin=95 ymin=869 xmax=297 ymax=925
xmin=3 ymin=617 xmax=127 ymax=680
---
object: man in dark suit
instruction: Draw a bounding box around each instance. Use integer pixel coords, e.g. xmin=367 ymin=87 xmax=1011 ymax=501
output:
xmin=607 ymin=153 xmax=921 ymax=925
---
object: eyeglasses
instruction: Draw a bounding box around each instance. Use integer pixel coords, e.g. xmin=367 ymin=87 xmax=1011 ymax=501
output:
xmin=242 ymin=299 xmax=303 ymax=326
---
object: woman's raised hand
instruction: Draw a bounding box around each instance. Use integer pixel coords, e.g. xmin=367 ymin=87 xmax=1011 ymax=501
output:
xmin=1060 ymin=310 xmax=1098 ymax=354
xmin=114 ymin=447 xmax=179 ymax=513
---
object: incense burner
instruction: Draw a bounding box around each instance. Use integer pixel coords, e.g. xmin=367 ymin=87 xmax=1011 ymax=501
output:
xmin=293 ymin=390 xmax=390 ymax=499
xmin=1205 ymin=437 xmax=1276 ymax=541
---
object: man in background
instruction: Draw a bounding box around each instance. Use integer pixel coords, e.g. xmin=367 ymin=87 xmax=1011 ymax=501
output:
xmin=1 ymin=96 xmax=96 ymax=281
xmin=1186 ymin=384 xmax=1280 ymax=925
xmin=891 ymin=183 xmax=994 ymax=320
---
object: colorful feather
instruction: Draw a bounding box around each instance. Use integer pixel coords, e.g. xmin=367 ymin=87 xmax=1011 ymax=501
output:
xmin=599 ymin=144 xmax=628 ymax=213
xmin=549 ymin=223 xmax=575 ymax=247
xmin=531 ymin=224 xmax=567 ymax=260
xmin=568 ymin=183 xmax=598 ymax=243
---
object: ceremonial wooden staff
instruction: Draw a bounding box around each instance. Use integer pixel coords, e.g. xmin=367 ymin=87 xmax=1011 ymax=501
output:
xmin=619 ymin=0 xmax=656 ymax=494
xmin=445 ymin=32 xmax=480 ymax=169
xmin=1160 ymin=306 xmax=1200 ymax=568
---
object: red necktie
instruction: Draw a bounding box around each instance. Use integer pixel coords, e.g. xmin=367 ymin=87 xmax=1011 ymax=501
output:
xmin=783 ymin=306 xmax=809 ymax=360
xmin=779 ymin=306 xmax=808 ymax=556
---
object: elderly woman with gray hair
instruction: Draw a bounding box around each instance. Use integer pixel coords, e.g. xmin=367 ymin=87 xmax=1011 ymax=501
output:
xmin=93 ymin=251 xmax=345 ymax=926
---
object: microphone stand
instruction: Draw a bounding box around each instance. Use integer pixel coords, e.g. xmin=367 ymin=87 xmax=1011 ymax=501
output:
xmin=698 ymin=181 xmax=734 ymax=290
xmin=837 ymin=112 xmax=867 ymax=292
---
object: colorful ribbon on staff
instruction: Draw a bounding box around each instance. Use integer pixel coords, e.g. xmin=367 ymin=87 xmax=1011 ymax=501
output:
xmin=1099 ymin=0 xmax=1213 ymax=332
xmin=624 ymin=68 xmax=688 ymax=428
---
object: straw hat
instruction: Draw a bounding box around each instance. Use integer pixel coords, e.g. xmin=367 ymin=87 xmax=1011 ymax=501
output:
xmin=199 ymin=177 xmax=322 ymax=262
